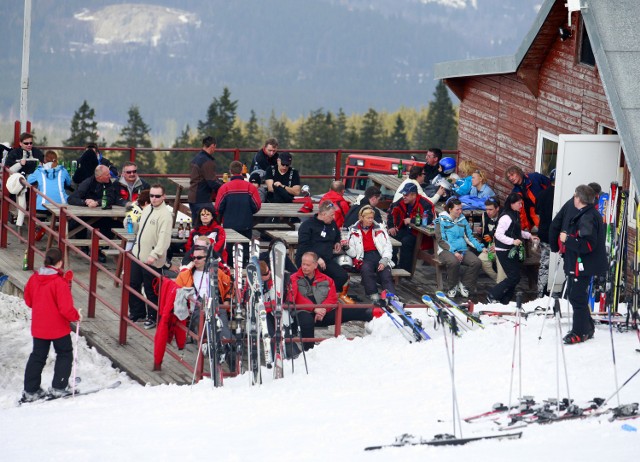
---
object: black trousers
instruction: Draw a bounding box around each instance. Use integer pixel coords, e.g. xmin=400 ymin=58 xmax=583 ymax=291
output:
xmin=393 ymin=227 xmax=416 ymax=272
xmin=489 ymin=251 xmax=522 ymax=304
xmin=322 ymin=258 xmax=348 ymax=292
xmin=361 ymin=251 xmax=395 ymax=295
xmin=24 ymin=334 xmax=73 ymax=393
xmin=129 ymin=260 xmax=160 ymax=321
xmin=567 ymin=275 xmax=595 ymax=335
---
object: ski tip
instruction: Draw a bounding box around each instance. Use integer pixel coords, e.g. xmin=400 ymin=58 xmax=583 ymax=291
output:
xmin=421 ymin=295 xmax=432 ymax=303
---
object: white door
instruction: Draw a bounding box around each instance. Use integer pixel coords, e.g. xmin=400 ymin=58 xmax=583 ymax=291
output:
xmin=548 ymin=134 xmax=621 ymax=292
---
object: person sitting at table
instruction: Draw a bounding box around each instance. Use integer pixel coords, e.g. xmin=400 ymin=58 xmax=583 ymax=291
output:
xmin=435 ymin=198 xmax=486 ymax=298
xmin=320 ymin=181 xmax=351 ymax=228
xmin=265 ymin=152 xmax=301 ymax=203
xmin=344 ymin=186 xmax=383 ymax=228
xmin=27 ymin=150 xmax=72 ymax=212
xmin=67 ymin=165 xmax=126 ymax=253
xmin=72 ymin=142 xmax=117 ymax=185
xmin=452 ymin=160 xmax=477 ymax=196
xmin=116 ymin=161 xmax=150 ymax=203
xmin=216 ymin=160 xmax=262 ymax=268
xmin=468 ymin=169 xmax=495 ymax=199
xmin=478 ymin=197 xmax=505 ymax=283
xmin=393 ymin=166 xmax=446 ymax=205
xmin=183 ymin=204 xmax=227 ymax=264
xmin=290 ymin=252 xmax=378 ymax=350
xmin=346 ymin=206 xmax=395 ymax=304
xmin=387 ymin=183 xmax=435 ymax=273
xmin=296 ymin=200 xmax=354 ymax=304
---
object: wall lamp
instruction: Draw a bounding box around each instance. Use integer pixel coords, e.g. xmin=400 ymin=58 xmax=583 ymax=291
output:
xmin=559 ymin=27 xmax=572 ymax=41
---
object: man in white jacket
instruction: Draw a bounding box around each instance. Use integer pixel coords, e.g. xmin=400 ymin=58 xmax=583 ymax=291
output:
xmin=129 ymin=184 xmax=173 ymax=329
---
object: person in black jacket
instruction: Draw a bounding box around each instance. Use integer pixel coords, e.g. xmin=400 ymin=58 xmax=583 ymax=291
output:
xmin=296 ymin=200 xmax=354 ymax=304
xmin=422 ymin=148 xmax=443 ymax=185
xmin=534 ymin=169 xmax=556 ymax=297
xmin=72 ymin=143 xmax=117 ymax=185
xmin=67 ymin=165 xmax=126 ymax=242
xmin=249 ymin=137 xmax=279 ymax=182
xmin=550 ymin=184 xmax=606 ymax=344
xmin=5 ymin=132 xmax=44 ymax=176
xmin=343 ymin=186 xmax=382 ymax=228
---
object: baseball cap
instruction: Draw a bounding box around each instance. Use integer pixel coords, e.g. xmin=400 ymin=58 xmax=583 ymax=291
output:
xmin=279 ymin=152 xmax=292 ymax=166
xmin=400 ymin=183 xmax=418 ymax=195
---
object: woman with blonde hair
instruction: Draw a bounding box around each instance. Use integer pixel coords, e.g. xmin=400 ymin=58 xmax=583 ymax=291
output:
xmin=453 ymin=159 xmax=477 ymax=196
xmin=346 ymin=205 xmax=395 ymax=304
xmin=469 ymin=169 xmax=495 ymax=198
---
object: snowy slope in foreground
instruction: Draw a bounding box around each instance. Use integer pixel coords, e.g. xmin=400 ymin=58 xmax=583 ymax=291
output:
xmin=0 ymin=292 xmax=638 ymax=461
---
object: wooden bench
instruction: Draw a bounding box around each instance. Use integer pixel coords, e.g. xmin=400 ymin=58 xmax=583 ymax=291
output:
xmin=253 ymin=223 xmax=293 ymax=230
xmin=391 ymin=268 xmax=411 ymax=285
xmin=418 ymin=250 xmax=444 ymax=290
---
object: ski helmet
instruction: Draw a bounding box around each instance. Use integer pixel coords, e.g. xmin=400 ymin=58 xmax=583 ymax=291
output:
xmin=439 ymin=157 xmax=456 ymax=175
xmin=549 ymin=169 xmax=556 ymax=182
xmin=334 ymin=254 xmax=353 ymax=270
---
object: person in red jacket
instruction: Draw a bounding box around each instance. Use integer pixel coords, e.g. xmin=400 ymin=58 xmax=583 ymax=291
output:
xmin=320 ymin=181 xmax=351 ymax=228
xmin=22 ymin=248 xmax=81 ymax=402
xmin=183 ymin=204 xmax=227 ymax=263
xmin=290 ymin=252 xmax=375 ymax=350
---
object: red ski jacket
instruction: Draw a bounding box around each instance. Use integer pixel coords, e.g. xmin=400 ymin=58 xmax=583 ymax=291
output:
xmin=24 ymin=267 xmax=79 ymax=339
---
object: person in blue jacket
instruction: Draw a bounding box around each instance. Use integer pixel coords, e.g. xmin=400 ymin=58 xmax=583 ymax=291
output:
xmin=27 ymin=150 xmax=72 ymax=211
xmin=435 ymin=198 xmax=487 ymax=298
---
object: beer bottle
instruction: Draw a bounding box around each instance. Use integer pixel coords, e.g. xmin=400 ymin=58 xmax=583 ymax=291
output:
xmin=177 ymin=219 xmax=185 ymax=239
xmin=101 ymin=188 xmax=108 ymax=209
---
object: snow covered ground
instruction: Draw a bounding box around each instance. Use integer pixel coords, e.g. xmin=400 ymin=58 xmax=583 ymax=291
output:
xmin=1 ymin=291 xmax=638 ymax=461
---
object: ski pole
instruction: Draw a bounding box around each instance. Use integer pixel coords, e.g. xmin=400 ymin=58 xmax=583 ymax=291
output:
xmin=442 ymin=316 xmax=463 ymax=438
xmin=537 ymin=256 xmax=563 ymax=342
xmin=597 ymin=366 xmax=640 ymax=410
xmin=553 ymin=296 xmax=571 ymax=409
xmin=71 ymin=318 xmax=80 ymax=397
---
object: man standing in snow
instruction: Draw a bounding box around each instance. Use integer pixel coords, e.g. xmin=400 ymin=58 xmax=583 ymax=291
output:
xmin=553 ymin=185 xmax=606 ymax=344
xmin=22 ymin=248 xmax=80 ymax=402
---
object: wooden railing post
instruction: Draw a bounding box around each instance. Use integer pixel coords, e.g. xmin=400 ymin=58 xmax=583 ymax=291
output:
xmin=0 ymin=169 xmax=10 ymax=248
xmin=87 ymin=228 xmax=99 ymax=318
xmin=335 ymin=150 xmax=342 ymax=180
xmin=119 ymin=254 xmax=131 ymax=345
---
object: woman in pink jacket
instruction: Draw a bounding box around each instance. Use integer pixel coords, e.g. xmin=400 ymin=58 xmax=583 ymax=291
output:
xmin=22 ymin=248 xmax=80 ymax=402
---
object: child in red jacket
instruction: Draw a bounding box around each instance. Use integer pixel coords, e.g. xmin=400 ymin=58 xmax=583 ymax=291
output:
xmin=22 ymin=248 xmax=80 ymax=402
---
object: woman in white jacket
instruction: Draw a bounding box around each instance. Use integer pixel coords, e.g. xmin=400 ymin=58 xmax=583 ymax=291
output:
xmin=346 ymin=205 xmax=395 ymax=303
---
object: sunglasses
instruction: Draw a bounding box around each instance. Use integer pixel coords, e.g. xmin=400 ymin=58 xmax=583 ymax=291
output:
xmin=125 ymin=170 xmax=137 ymax=174
xmin=191 ymin=255 xmax=206 ymax=261
xmin=149 ymin=194 xmax=163 ymax=198
xmin=23 ymin=141 xmax=33 ymax=145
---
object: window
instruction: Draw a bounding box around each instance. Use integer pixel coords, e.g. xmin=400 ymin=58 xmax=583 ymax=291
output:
xmin=579 ymin=23 xmax=595 ymax=67
xmin=535 ymin=130 xmax=558 ymax=177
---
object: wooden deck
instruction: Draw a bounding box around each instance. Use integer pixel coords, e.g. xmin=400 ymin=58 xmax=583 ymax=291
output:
xmin=0 ymin=225 xmax=538 ymax=387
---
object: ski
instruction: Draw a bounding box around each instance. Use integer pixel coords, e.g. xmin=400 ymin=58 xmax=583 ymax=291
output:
xmin=270 ymin=239 xmax=288 ymax=379
xmin=19 ymin=381 xmax=122 ymax=405
xmin=229 ymin=243 xmax=245 ymax=376
xmin=435 ymin=291 xmax=485 ymax=329
xmin=246 ymin=256 xmax=263 ymax=385
xmin=364 ymin=431 xmax=522 ymax=450
xmin=463 ymin=396 xmax=537 ymax=423
xmin=377 ymin=299 xmax=420 ymax=343
xmin=203 ymin=257 xmax=224 ymax=387
xmin=382 ymin=291 xmax=431 ymax=341
xmin=422 ymin=295 xmax=465 ymax=336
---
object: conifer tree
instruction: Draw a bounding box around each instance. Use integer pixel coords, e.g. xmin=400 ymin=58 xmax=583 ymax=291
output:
xmin=197 ymin=87 xmax=242 ymax=148
xmin=116 ymin=105 xmax=155 ymax=173
xmin=359 ymin=108 xmax=385 ymax=150
xmin=268 ymin=111 xmax=291 ymax=148
xmin=64 ymin=100 xmax=99 ymax=148
xmin=166 ymin=124 xmax=194 ymax=175
xmin=244 ymin=110 xmax=263 ymax=149
xmin=389 ymin=114 xmax=409 ymax=150
xmin=421 ymin=80 xmax=458 ymax=150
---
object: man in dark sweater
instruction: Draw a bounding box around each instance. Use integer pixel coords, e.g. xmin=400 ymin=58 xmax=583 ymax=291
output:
xmin=422 ymin=148 xmax=443 ymax=185
xmin=188 ymin=136 xmax=221 ymax=217
xmin=5 ymin=132 xmax=44 ymax=176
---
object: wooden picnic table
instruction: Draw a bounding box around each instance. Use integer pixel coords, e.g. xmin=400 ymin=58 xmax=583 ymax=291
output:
xmin=167 ymin=177 xmax=191 ymax=225
xmin=368 ymin=173 xmax=405 ymax=196
xmin=266 ymin=229 xmax=401 ymax=261
xmin=44 ymin=203 xmax=128 ymax=246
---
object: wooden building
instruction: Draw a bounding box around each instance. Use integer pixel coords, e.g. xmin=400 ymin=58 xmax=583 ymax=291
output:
xmin=435 ymin=0 xmax=640 ymax=201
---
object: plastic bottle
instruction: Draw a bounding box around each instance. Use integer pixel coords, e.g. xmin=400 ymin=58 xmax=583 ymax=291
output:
xmin=397 ymin=159 xmax=404 ymax=178
xmin=126 ymin=216 xmax=133 ymax=233
xmin=242 ymin=163 xmax=248 ymax=175
xmin=101 ymin=188 xmax=108 ymax=209
xmin=177 ymin=219 xmax=185 ymax=239
xmin=223 ymin=173 xmax=229 ymax=183
xmin=71 ymin=160 xmax=78 ymax=176
xmin=421 ymin=210 xmax=428 ymax=227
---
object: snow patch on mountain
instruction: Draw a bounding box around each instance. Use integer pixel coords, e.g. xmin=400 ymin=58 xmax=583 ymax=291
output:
xmin=74 ymin=4 xmax=200 ymax=49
